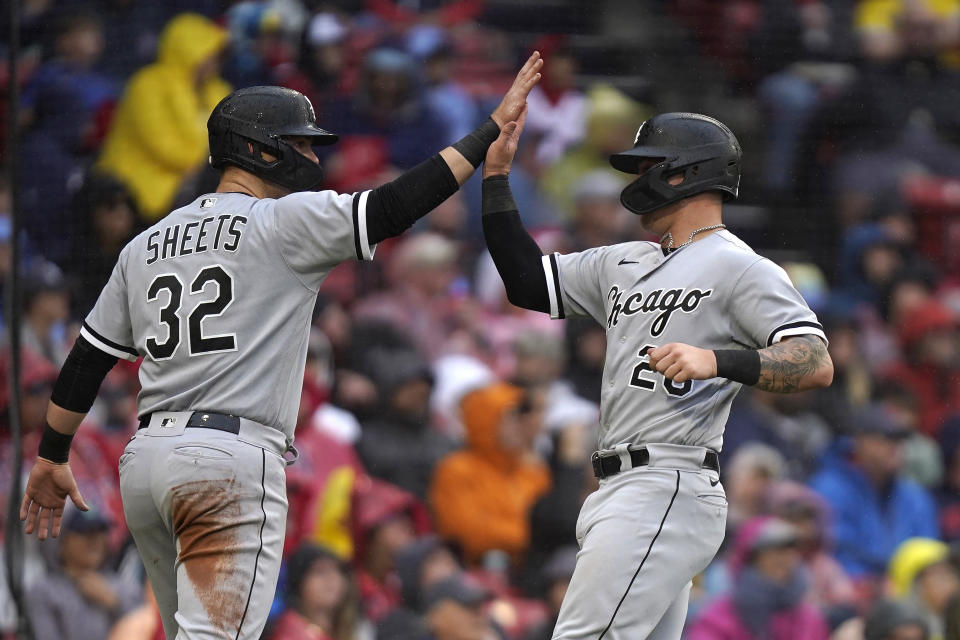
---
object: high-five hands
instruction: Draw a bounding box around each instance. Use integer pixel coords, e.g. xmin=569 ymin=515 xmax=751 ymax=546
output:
xmin=483 ymin=106 xmax=527 ymax=178
xmin=491 ymin=51 xmax=542 ymax=128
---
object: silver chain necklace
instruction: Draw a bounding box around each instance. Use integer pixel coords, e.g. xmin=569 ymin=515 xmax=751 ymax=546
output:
xmin=661 ymin=224 xmax=726 ymax=250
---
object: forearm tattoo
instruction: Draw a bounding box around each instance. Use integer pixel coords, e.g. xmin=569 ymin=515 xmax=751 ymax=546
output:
xmin=756 ymin=335 xmax=829 ymax=393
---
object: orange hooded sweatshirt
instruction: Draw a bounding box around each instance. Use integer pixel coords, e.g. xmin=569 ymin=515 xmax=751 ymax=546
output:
xmin=428 ymin=383 xmax=551 ymax=566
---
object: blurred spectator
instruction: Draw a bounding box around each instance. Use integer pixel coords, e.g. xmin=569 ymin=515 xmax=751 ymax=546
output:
xmin=765 ymin=481 xmax=858 ymax=615
xmin=429 ymin=383 xmax=551 ymax=567
xmin=26 ymin=507 xmax=140 ymax=640
xmin=937 ymin=417 xmax=960 ymax=542
xmin=888 ymin=538 xmax=960 ymax=640
xmin=524 ymin=44 xmax=587 ymax=168
xmin=63 ymin=172 xmax=139 ymax=318
xmin=19 ymin=258 xmax=70 ymax=366
xmin=356 ymin=345 xmax=454 ymax=499
xmin=539 ymin=84 xmax=644 ymax=220
xmin=721 ymin=442 xmax=786 ymax=532
xmin=821 ymin=1 xmax=960 ymax=225
xmin=856 ymin=0 xmax=960 ymax=63
xmin=523 ymin=546 xmax=577 ymax=640
xmin=97 ymin=13 xmax=230 ymax=220
xmin=269 ymin=543 xmax=373 ymax=640
xmin=222 ymin=2 xmax=301 ymax=89
xmin=106 ymin=582 xmax=164 ymax=640
xmin=837 ymin=223 xmax=909 ymax=310
xmin=407 ymin=25 xmax=478 ymax=146
xmin=809 ymin=305 xmax=871 ymax=428
xmin=353 ymin=233 xmax=463 ymax=360
xmin=18 ymin=12 xmax=117 ymax=261
xmin=94 ymin=0 xmax=180 ymax=81
xmin=285 ymin=375 xmax=367 ymax=558
xmin=750 ymin=0 xmax=857 ymax=193
xmin=881 ymin=300 xmax=960 ymax=435
xmin=421 ymin=575 xmax=500 ymax=640
xmin=394 ymin=536 xmax=462 ymax=615
xmin=567 ymin=170 xmax=633 ymax=250
xmin=809 ymin=405 xmax=938 ymax=581
xmin=857 ymin=599 xmax=930 ymax=640
xmin=352 ymin=477 xmax=431 ymax=623
xmin=687 ymin=517 xmax=829 ymax=640
xmin=283 ymin=12 xmax=351 ymax=109
xmin=563 ymin=317 xmax=605 ymax=404
xmin=875 ymin=380 xmax=944 ymax=489
xmin=323 ymin=47 xmax=446 ymax=185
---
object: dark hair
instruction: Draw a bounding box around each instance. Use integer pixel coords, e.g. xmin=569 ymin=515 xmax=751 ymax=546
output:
xmin=285 ymin=543 xmax=362 ymax=640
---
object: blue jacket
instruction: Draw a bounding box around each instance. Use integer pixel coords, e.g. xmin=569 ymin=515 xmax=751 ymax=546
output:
xmin=809 ymin=439 xmax=938 ymax=577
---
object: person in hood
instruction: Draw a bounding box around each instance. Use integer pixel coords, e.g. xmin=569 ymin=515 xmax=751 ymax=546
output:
xmin=687 ymin=517 xmax=829 ymax=640
xmin=881 ymin=299 xmax=960 ymax=436
xmin=887 ymin=538 xmax=959 ymax=640
xmin=97 ymin=13 xmax=230 ymax=220
xmin=429 ymin=382 xmax=551 ymax=568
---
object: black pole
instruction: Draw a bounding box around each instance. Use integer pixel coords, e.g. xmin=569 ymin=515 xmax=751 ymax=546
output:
xmin=4 ymin=1 xmax=32 ymax=638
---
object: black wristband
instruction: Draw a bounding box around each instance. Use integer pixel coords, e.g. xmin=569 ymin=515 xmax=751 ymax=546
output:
xmin=38 ymin=422 xmax=74 ymax=464
xmin=452 ymin=117 xmax=500 ymax=168
xmin=482 ymin=175 xmax=517 ymax=216
xmin=714 ymin=349 xmax=761 ymax=386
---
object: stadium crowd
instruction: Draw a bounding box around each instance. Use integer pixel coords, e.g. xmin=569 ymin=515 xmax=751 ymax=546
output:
xmin=3 ymin=0 xmax=960 ymax=638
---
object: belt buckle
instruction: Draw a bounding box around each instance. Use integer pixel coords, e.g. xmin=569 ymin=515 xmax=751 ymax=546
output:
xmin=591 ymin=451 xmax=605 ymax=479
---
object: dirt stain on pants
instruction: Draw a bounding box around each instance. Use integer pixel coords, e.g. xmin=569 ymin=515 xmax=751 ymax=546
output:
xmin=171 ymin=478 xmax=257 ymax=637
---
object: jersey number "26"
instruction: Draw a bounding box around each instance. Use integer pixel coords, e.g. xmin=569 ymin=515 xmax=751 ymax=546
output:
xmin=146 ymin=265 xmax=235 ymax=360
xmin=630 ymin=344 xmax=691 ymax=397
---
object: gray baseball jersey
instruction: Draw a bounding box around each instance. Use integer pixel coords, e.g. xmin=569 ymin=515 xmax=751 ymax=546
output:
xmin=81 ymin=190 xmax=376 ymax=441
xmin=542 ymin=229 xmax=825 ymax=452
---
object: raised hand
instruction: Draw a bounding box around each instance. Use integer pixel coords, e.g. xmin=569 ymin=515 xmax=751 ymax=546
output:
xmin=491 ymin=51 xmax=542 ymax=128
xmin=483 ymin=106 xmax=527 ymax=178
xmin=21 ymin=458 xmax=89 ymax=540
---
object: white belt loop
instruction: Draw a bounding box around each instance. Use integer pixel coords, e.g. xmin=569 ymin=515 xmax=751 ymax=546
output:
xmin=614 ymin=442 xmax=632 ymax=472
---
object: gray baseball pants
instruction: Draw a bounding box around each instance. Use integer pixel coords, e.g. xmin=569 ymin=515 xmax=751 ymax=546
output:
xmin=119 ymin=412 xmax=289 ymax=640
xmin=552 ymin=443 xmax=727 ymax=640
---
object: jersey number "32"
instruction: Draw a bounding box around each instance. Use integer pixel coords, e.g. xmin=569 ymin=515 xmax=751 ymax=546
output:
xmin=630 ymin=344 xmax=692 ymax=397
xmin=146 ymin=265 xmax=235 ymax=359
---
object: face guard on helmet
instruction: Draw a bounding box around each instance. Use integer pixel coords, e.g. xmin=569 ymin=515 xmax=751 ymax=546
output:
xmin=609 ymin=112 xmax=742 ymax=216
xmin=207 ymin=86 xmax=338 ymax=192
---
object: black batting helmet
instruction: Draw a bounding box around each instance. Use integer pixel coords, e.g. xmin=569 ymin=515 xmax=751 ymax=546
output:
xmin=610 ymin=112 xmax=741 ymax=215
xmin=208 ymin=86 xmax=338 ymax=192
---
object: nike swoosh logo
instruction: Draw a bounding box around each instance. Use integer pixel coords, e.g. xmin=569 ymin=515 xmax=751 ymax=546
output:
xmin=618 ymin=259 xmax=639 ymax=265
xmin=710 ymin=478 xmax=720 ymax=487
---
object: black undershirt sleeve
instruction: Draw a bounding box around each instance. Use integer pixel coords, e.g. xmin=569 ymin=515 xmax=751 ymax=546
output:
xmin=481 ymin=175 xmax=551 ymax=313
xmin=365 ymin=154 xmax=459 ymax=245
xmin=51 ymin=334 xmax=119 ymax=413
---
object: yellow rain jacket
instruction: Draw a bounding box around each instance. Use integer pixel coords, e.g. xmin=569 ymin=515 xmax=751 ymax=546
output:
xmin=98 ymin=13 xmax=230 ymax=220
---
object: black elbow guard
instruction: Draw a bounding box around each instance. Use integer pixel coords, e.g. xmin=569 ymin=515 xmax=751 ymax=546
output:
xmin=51 ymin=335 xmax=119 ymax=413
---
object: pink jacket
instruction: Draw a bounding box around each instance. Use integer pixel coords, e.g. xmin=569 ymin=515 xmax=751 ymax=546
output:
xmin=686 ymin=597 xmax=829 ymax=640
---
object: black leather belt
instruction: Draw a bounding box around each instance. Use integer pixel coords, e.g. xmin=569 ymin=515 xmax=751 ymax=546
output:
xmin=591 ymin=447 xmax=719 ymax=479
xmin=138 ymin=412 xmax=240 ymax=434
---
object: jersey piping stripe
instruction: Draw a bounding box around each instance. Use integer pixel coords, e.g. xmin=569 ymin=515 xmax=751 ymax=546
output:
xmin=543 ymin=254 xmax=565 ymax=319
xmin=598 ymin=470 xmax=681 ymax=640
xmin=352 ymin=194 xmax=363 ymax=261
xmin=766 ymin=320 xmax=825 ymax=347
xmin=549 ymin=253 xmax=565 ymax=319
xmin=80 ymin=322 xmax=138 ymax=361
xmin=356 ymin=190 xmax=375 ymax=260
xmin=542 ymin=255 xmax=559 ymax=318
xmin=235 ymin=448 xmax=267 ymax=640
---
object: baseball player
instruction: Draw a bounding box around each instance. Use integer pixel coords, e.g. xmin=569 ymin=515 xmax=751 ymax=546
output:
xmin=480 ymin=111 xmax=834 ymax=639
xmin=19 ymin=53 xmax=542 ymax=639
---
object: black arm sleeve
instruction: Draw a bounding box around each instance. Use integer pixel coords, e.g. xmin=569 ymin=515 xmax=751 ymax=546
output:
xmin=50 ymin=334 xmax=118 ymax=413
xmin=481 ymin=175 xmax=551 ymax=313
xmin=365 ymin=154 xmax=459 ymax=244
